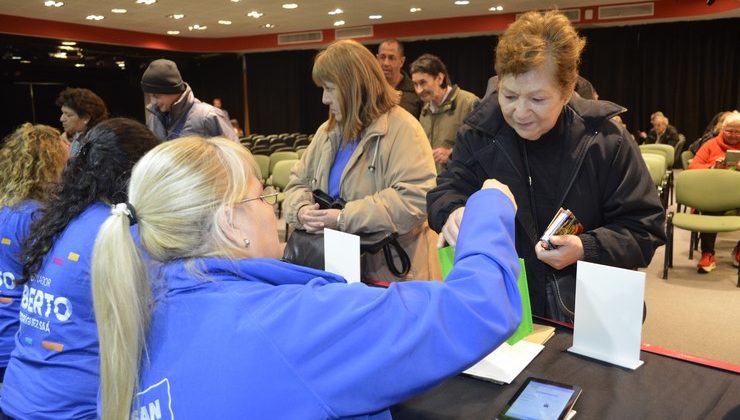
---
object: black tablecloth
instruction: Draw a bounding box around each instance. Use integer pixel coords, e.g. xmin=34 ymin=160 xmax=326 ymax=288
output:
xmin=392 ymin=327 xmax=740 ymax=419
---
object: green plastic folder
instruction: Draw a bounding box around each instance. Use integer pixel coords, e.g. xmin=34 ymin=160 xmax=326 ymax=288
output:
xmin=438 ymin=247 xmax=533 ymax=345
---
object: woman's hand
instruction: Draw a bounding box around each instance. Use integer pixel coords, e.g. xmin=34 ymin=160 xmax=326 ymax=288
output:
xmin=298 ymin=203 xmax=341 ymax=233
xmin=482 ymin=179 xmax=516 ymax=211
xmin=438 ymin=207 xmax=464 ymax=248
xmin=535 ymin=235 xmax=584 ymax=270
xmin=437 ymin=178 xmax=516 ymax=248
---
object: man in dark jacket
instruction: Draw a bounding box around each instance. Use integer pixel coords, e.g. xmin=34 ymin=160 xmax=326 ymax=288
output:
xmin=376 ymin=39 xmax=423 ymax=118
xmin=141 ymin=59 xmax=237 ymax=141
xmin=427 ymin=92 xmax=666 ymax=320
xmin=641 ymin=115 xmax=679 ymax=147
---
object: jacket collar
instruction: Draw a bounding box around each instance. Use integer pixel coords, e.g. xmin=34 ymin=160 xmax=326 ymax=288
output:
xmin=161 ymin=258 xmax=347 ymax=293
xmin=327 ymin=108 xmax=392 ymax=148
xmin=146 ymin=84 xmax=196 ymax=124
xmin=396 ymin=71 xmax=415 ymax=94
xmin=421 ymin=85 xmax=460 ymax=116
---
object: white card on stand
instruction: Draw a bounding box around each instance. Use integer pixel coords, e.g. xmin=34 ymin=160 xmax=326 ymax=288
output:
xmin=324 ymin=229 xmax=360 ymax=283
xmin=568 ymin=261 xmax=645 ymax=370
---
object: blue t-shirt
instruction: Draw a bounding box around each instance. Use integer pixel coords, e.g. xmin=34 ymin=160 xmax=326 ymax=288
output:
xmin=328 ymin=140 xmax=358 ymax=199
xmin=1 ymin=202 xmax=110 ymax=420
xmin=0 ymin=201 xmax=40 ymax=368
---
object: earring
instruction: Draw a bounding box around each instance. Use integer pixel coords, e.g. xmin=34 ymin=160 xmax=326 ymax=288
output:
xmin=243 ymin=239 xmax=250 ymax=248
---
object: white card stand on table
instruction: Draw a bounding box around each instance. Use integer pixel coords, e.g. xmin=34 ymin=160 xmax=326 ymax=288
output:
xmin=567 ymin=261 xmax=645 ymax=370
xmin=324 ymin=229 xmax=360 ymax=284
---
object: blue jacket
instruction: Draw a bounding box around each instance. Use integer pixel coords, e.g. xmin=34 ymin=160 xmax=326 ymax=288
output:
xmin=132 ymin=189 xmax=521 ymax=419
xmin=1 ymin=202 xmax=110 ymax=420
xmin=0 ymin=201 xmax=40 ymax=369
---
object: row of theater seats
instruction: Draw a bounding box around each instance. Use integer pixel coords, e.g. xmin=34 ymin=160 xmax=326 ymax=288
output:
xmin=662 ymin=168 xmax=740 ymax=285
xmin=640 ymin=143 xmax=677 ymax=209
xmin=641 ymin=141 xmax=740 ymax=285
xmin=250 ymin=150 xmax=301 ymax=240
xmin=240 ymin=133 xmax=313 ymax=155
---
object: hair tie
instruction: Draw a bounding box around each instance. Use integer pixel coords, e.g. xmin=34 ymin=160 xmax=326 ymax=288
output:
xmin=111 ymin=202 xmax=138 ymax=225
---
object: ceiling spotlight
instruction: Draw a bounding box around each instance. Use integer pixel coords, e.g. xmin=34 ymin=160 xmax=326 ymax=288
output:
xmin=410 ymin=7 xmax=422 ymax=13
xmin=262 ymin=23 xmax=275 ymax=29
xmin=333 ymin=20 xmax=345 ymax=27
xmin=135 ymin=0 xmax=157 ymax=4
xmin=11 ymin=56 xmax=21 ymax=60
xmin=50 ymin=51 xmax=68 ymax=59
xmin=454 ymin=0 xmax=470 ymax=5
xmin=61 ymin=41 xmax=76 ymax=46
xmin=188 ymin=24 xmax=207 ymax=31
xmin=168 ymin=14 xmax=185 ymax=19
xmin=167 ymin=30 xmax=180 ymax=35
xmin=230 ymin=0 xmax=241 ymax=2
xmin=489 ymin=5 xmax=504 ymax=11
xmin=282 ymin=3 xmax=298 ymax=9
xmin=247 ymin=11 xmax=263 ymax=18
xmin=369 ymin=15 xmax=382 ymax=20
xmin=111 ymin=8 xmax=127 ymax=13
xmin=75 ymin=63 xmax=85 ymax=68
xmin=58 ymin=45 xmax=79 ymax=51
xmin=44 ymin=1 xmax=64 ymax=7
xmin=328 ymin=8 xmax=343 ymax=15
xmin=497 ymin=6 xmax=503 ymax=11
xmin=86 ymin=15 xmax=104 ymax=21
xmin=20 ymin=60 xmax=31 ymax=64
xmin=218 ymin=20 xmax=232 ymax=25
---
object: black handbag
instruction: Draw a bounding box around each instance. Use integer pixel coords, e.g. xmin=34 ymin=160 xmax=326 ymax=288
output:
xmin=282 ymin=190 xmax=411 ymax=278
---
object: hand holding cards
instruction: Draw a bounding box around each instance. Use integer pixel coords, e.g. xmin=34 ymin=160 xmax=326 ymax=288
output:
xmin=540 ymin=208 xmax=583 ymax=250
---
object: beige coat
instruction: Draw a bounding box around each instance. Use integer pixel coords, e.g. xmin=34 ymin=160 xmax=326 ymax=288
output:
xmin=420 ymin=85 xmax=480 ymax=173
xmin=284 ymin=106 xmax=442 ymax=281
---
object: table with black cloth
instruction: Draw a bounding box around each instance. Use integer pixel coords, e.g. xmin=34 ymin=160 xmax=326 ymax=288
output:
xmin=392 ymin=324 xmax=740 ymax=420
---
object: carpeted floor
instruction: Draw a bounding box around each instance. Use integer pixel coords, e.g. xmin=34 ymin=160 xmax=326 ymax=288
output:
xmin=642 ymin=218 xmax=740 ymax=365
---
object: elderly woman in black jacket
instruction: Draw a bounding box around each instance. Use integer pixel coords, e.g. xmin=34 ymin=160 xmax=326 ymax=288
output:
xmin=427 ymin=11 xmax=666 ymax=322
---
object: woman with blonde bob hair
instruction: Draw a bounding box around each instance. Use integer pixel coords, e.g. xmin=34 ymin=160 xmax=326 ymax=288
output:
xmin=428 ymin=10 xmax=665 ymax=322
xmin=91 ymin=136 xmax=523 ymax=419
xmin=284 ymin=39 xmax=441 ymax=281
xmin=0 ymin=123 xmax=67 ymax=380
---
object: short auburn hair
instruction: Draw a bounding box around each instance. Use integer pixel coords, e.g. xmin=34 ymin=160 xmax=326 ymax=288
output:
xmin=495 ymin=10 xmax=585 ymax=97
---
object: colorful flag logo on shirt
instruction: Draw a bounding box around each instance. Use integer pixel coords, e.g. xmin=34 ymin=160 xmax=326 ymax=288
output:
xmin=1 ymin=238 xmax=11 ymax=246
xmin=67 ymin=252 xmax=80 ymax=262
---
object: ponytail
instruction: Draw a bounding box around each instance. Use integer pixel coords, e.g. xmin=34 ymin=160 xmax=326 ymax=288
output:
xmin=92 ymin=208 xmax=151 ymax=420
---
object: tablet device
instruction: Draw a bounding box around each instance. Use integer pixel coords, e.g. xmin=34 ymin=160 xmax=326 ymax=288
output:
xmin=725 ymin=150 xmax=740 ymax=166
xmin=496 ymin=377 xmax=582 ymax=420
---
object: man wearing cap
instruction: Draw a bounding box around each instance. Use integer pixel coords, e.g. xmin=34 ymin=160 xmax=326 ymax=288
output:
xmin=141 ymin=59 xmax=237 ymax=141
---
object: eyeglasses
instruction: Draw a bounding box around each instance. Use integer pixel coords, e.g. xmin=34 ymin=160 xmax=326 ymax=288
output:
xmin=240 ymin=186 xmax=279 ymax=205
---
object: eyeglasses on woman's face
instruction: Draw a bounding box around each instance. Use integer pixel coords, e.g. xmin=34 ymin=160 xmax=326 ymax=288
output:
xmin=240 ymin=186 xmax=278 ymax=205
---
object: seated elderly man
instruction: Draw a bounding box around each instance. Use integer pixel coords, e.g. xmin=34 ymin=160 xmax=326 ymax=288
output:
xmin=639 ymin=113 xmax=679 ymax=146
xmin=688 ymin=111 xmax=740 ymax=273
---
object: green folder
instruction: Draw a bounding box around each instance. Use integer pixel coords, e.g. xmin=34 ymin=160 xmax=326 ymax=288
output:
xmin=438 ymin=247 xmax=533 ymax=345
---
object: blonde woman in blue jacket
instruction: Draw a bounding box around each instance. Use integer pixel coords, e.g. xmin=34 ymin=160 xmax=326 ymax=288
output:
xmin=92 ymin=136 xmax=522 ymax=419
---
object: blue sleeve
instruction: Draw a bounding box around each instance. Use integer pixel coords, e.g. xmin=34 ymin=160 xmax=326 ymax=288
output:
xmin=251 ymin=188 xmax=521 ymax=417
